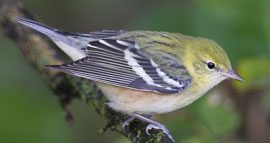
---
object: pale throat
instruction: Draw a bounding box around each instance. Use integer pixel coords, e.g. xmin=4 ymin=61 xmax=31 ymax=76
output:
xmin=173 ymin=74 xmax=226 ymax=109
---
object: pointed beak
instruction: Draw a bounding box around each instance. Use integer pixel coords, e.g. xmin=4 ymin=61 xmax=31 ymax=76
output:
xmin=223 ymin=69 xmax=244 ymax=82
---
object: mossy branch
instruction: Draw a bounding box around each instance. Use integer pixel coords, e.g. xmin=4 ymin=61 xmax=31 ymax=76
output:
xmin=0 ymin=0 xmax=173 ymax=142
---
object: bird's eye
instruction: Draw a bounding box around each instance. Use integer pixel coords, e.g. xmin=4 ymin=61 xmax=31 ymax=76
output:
xmin=207 ymin=62 xmax=215 ymax=69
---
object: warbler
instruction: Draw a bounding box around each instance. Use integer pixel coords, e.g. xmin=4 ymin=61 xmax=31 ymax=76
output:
xmin=17 ymin=17 xmax=243 ymax=142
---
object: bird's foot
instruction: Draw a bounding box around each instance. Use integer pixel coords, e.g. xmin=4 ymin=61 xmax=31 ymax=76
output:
xmin=146 ymin=122 xmax=174 ymax=142
xmin=130 ymin=114 xmax=175 ymax=142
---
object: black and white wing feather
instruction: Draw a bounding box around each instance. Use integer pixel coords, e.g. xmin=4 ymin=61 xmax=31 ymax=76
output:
xmin=47 ymin=39 xmax=191 ymax=94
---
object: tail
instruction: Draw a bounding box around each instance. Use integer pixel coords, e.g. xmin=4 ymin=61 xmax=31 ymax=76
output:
xmin=17 ymin=17 xmax=87 ymax=61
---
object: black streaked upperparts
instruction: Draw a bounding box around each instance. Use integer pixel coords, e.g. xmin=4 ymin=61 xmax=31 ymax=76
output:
xmin=88 ymin=30 xmax=126 ymax=39
xmin=158 ymin=33 xmax=174 ymax=40
xmin=170 ymin=63 xmax=185 ymax=69
xmin=152 ymin=40 xmax=176 ymax=47
xmin=134 ymin=34 xmax=148 ymax=38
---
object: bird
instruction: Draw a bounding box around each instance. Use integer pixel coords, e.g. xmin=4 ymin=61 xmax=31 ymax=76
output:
xmin=17 ymin=17 xmax=243 ymax=142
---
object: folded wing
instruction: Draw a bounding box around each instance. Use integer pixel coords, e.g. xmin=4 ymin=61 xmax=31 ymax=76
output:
xmin=47 ymin=39 xmax=191 ymax=94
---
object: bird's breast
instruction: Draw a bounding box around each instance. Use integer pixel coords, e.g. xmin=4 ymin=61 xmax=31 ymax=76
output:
xmin=97 ymin=83 xmax=204 ymax=114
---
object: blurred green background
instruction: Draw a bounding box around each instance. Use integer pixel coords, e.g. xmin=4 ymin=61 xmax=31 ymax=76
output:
xmin=1 ymin=0 xmax=270 ymax=143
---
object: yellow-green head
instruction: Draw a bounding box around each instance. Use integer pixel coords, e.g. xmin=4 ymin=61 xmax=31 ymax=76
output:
xmin=182 ymin=37 xmax=243 ymax=91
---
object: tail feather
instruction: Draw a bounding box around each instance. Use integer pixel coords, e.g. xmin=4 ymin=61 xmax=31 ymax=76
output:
xmin=17 ymin=17 xmax=87 ymax=60
xmin=17 ymin=17 xmax=59 ymax=39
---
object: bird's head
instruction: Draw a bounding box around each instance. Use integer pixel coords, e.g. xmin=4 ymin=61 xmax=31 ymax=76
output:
xmin=183 ymin=37 xmax=243 ymax=89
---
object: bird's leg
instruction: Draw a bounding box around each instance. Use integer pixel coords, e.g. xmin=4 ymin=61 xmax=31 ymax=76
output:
xmin=123 ymin=114 xmax=152 ymax=128
xmin=122 ymin=113 xmax=175 ymax=142
xmin=122 ymin=115 xmax=136 ymax=129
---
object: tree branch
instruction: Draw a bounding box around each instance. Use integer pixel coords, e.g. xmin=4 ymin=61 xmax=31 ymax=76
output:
xmin=0 ymin=0 xmax=173 ymax=142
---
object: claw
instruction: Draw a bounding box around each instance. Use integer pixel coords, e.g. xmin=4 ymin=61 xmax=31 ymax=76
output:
xmin=146 ymin=124 xmax=157 ymax=135
xmin=122 ymin=116 xmax=136 ymax=129
xmin=121 ymin=114 xmax=175 ymax=142
xmin=145 ymin=123 xmax=175 ymax=142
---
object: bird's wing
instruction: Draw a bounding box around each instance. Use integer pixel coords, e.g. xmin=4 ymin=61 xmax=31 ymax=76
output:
xmin=17 ymin=18 xmax=126 ymax=60
xmin=47 ymin=39 xmax=192 ymax=94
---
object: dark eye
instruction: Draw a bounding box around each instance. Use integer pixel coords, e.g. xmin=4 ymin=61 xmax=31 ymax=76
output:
xmin=207 ymin=62 xmax=215 ymax=69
